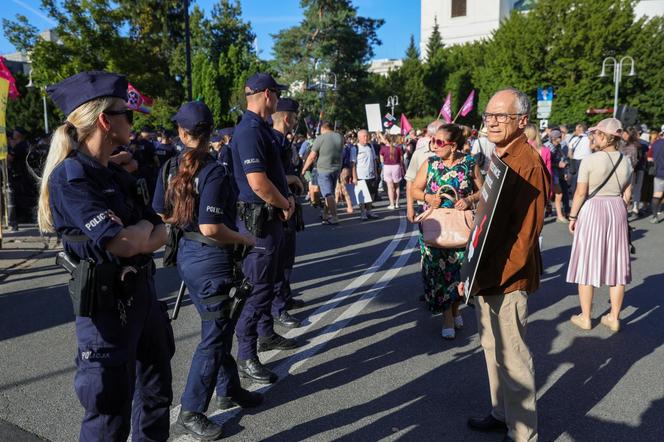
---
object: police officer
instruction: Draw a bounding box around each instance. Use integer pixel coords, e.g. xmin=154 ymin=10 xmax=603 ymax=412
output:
xmin=231 ymin=73 xmax=297 ymax=384
xmin=38 ymin=71 xmax=174 ymax=441
xmin=271 ymin=98 xmax=306 ymax=328
xmin=159 ymin=101 xmax=261 ymax=439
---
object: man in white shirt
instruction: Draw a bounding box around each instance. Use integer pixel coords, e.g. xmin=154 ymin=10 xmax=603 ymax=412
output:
xmin=352 ymin=129 xmax=380 ymax=220
xmin=405 ymin=120 xmax=444 ymax=222
xmin=568 ymin=122 xmax=592 ymax=195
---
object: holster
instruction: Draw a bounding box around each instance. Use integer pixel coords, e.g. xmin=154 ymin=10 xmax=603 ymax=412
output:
xmin=67 ymin=258 xmax=96 ymax=317
xmin=238 ymin=202 xmax=274 ymax=237
xmin=59 ymin=251 xmax=119 ymax=317
xmin=228 ymin=277 xmax=254 ymax=324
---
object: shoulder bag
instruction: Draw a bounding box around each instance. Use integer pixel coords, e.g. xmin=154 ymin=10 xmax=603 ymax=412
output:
xmin=414 ymin=184 xmax=475 ymax=249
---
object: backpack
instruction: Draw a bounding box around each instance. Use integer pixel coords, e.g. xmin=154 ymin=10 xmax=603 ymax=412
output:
xmin=341 ymin=144 xmax=353 ymax=169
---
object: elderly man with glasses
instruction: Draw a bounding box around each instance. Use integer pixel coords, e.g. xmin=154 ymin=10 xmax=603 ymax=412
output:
xmin=460 ymin=88 xmax=549 ymax=442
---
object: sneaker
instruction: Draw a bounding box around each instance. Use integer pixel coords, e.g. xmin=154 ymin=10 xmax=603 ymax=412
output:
xmin=367 ymin=212 xmax=380 ymax=219
xmin=360 ymin=213 xmax=368 ymax=221
xmin=395 ymin=203 xmax=400 ymax=209
xmin=650 ymin=214 xmax=661 ymax=224
xmin=556 ymin=217 xmax=569 ymax=224
xmin=453 ymin=315 xmax=464 ymax=330
xmin=600 ymin=314 xmax=620 ymax=332
xmin=570 ymin=314 xmax=592 ymax=330
xmin=387 ymin=204 xmax=395 ymax=210
xmin=441 ymin=327 xmax=455 ymax=340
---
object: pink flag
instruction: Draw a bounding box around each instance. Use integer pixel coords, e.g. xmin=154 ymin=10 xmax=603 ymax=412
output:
xmin=0 ymin=57 xmax=19 ymax=100
xmin=460 ymin=89 xmax=476 ymax=117
xmin=400 ymin=113 xmax=413 ymax=136
xmin=439 ymin=92 xmax=452 ymax=123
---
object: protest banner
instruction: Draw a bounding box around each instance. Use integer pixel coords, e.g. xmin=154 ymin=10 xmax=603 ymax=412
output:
xmin=0 ymin=78 xmax=9 ymax=160
xmin=365 ymin=103 xmax=382 ymax=133
xmin=459 ymin=153 xmax=511 ymax=302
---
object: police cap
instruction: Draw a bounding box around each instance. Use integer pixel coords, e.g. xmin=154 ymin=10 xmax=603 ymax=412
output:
xmin=46 ymin=71 xmax=128 ymax=117
xmin=219 ymin=127 xmax=234 ymax=137
xmin=171 ymin=101 xmax=214 ymax=131
xmin=245 ymin=73 xmax=288 ymax=93
xmin=276 ymin=98 xmax=299 ymax=113
xmin=210 ymin=133 xmax=223 ymax=143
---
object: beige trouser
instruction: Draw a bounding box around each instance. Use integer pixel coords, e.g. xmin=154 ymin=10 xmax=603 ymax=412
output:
xmin=476 ymin=290 xmax=538 ymax=442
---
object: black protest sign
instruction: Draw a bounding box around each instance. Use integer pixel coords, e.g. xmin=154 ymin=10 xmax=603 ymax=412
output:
xmin=460 ymin=153 xmax=511 ymax=302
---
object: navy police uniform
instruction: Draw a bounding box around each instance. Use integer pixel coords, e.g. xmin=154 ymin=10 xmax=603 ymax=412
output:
xmin=271 ymin=98 xmax=301 ymax=319
xmin=176 ymin=157 xmax=242 ymax=412
xmin=46 ymin=72 xmax=174 ymax=441
xmin=230 ymin=74 xmax=290 ymax=370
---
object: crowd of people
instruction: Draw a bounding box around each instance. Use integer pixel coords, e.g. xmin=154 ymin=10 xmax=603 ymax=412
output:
xmin=1 ymin=63 xmax=662 ymax=442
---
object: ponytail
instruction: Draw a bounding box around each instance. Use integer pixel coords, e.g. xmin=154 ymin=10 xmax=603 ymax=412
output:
xmin=165 ymin=123 xmax=212 ymax=227
xmin=38 ymin=96 xmax=121 ymax=233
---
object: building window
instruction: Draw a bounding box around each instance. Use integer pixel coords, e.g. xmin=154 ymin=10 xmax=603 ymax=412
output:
xmin=451 ymin=0 xmax=467 ymax=17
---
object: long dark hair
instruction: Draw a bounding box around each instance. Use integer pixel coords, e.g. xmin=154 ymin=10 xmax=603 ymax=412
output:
xmin=440 ymin=124 xmax=466 ymax=150
xmin=165 ymin=122 xmax=212 ymax=227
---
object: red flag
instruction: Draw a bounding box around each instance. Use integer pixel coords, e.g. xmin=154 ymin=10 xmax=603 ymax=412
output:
xmin=127 ymin=83 xmax=154 ymax=114
xmin=400 ymin=113 xmax=413 ymax=136
xmin=460 ymin=89 xmax=476 ymax=117
xmin=439 ymin=92 xmax=452 ymax=123
xmin=0 ymin=57 xmax=20 ymax=100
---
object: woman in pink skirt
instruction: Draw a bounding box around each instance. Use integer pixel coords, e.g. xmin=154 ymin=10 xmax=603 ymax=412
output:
xmin=378 ymin=133 xmax=405 ymax=209
xmin=567 ymin=118 xmax=633 ymax=332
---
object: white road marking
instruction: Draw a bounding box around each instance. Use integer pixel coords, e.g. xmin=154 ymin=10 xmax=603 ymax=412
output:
xmin=171 ymin=232 xmax=419 ymax=440
xmin=168 ymin=217 xmax=412 ymax=437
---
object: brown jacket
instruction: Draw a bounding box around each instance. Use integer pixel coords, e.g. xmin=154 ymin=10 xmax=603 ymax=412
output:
xmin=475 ymin=133 xmax=550 ymax=296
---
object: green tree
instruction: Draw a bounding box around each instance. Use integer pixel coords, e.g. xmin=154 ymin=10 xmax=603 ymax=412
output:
xmin=272 ymin=0 xmax=384 ymax=129
xmin=425 ymin=16 xmax=444 ymax=60
xmin=5 ymin=72 xmax=59 ymax=135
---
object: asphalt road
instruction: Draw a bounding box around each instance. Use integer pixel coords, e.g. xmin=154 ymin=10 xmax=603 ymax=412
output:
xmin=1 ymin=200 xmax=663 ymax=442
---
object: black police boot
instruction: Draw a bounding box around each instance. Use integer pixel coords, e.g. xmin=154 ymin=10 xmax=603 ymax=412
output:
xmin=237 ymin=358 xmax=278 ymax=384
xmin=177 ymin=410 xmax=223 ymax=441
xmin=467 ymin=414 xmax=508 ymax=433
xmin=258 ymin=333 xmax=298 ymax=352
xmin=286 ymin=298 xmax=305 ymax=309
xmin=217 ymin=388 xmax=264 ymax=410
xmin=274 ymin=311 xmax=301 ymax=329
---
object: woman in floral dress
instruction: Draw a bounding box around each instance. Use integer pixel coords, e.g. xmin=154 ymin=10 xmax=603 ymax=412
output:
xmin=411 ymin=124 xmax=484 ymax=339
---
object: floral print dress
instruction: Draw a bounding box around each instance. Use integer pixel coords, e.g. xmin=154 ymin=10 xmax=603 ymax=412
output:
xmin=419 ymin=154 xmax=476 ymax=313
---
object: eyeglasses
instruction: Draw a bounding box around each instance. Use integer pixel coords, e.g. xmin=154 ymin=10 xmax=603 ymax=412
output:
xmin=432 ymin=138 xmax=455 ymax=148
xmin=104 ymin=108 xmax=134 ymax=124
xmin=482 ymin=112 xmax=524 ymax=123
xmin=245 ymin=88 xmax=281 ymax=99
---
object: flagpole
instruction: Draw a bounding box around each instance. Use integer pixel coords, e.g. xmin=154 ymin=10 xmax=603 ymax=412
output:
xmin=451 ymin=107 xmax=463 ymax=123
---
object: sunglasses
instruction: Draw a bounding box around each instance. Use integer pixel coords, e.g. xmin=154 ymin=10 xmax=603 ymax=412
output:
xmin=104 ymin=108 xmax=134 ymax=124
xmin=432 ymin=138 xmax=455 ymax=148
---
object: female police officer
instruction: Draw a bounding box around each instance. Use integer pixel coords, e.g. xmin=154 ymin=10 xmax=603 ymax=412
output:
xmin=163 ymin=102 xmax=261 ymax=440
xmin=38 ymin=71 xmax=174 ymax=441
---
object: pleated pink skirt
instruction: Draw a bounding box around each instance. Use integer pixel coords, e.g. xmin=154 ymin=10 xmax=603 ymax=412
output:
xmin=566 ymin=196 xmax=631 ymax=287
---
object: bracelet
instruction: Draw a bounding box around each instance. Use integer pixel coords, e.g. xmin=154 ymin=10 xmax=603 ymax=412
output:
xmin=568 ymin=215 xmax=577 ymax=220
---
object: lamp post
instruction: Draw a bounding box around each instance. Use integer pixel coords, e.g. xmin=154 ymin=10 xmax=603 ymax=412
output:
xmin=26 ymin=63 xmax=49 ymax=133
xmin=184 ymin=0 xmax=192 ymax=101
xmin=599 ymin=56 xmax=636 ymax=118
xmin=386 ymin=95 xmax=399 ymax=116
xmin=306 ymin=60 xmax=337 ymax=133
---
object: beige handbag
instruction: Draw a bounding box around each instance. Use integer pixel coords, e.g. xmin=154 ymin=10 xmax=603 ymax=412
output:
xmin=414 ymin=185 xmax=474 ymax=249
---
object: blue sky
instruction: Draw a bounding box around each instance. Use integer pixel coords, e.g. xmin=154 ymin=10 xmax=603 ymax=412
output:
xmin=0 ymin=0 xmax=421 ymax=60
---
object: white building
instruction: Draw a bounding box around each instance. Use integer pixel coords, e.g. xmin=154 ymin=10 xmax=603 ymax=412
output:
xmin=420 ymin=0 xmax=664 ymax=57
xmin=368 ymin=59 xmax=404 ymax=76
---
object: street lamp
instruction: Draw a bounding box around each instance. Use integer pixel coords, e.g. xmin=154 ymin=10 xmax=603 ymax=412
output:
xmin=386 ymin=95 xmax=399 ymax=116
xmin=306 ymin=60 xmax=337 ymax=132
xmin=26 ymin=61 xmax=49 ymax=133
xmin=599 ymin=56 xmax=636 ymax=118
